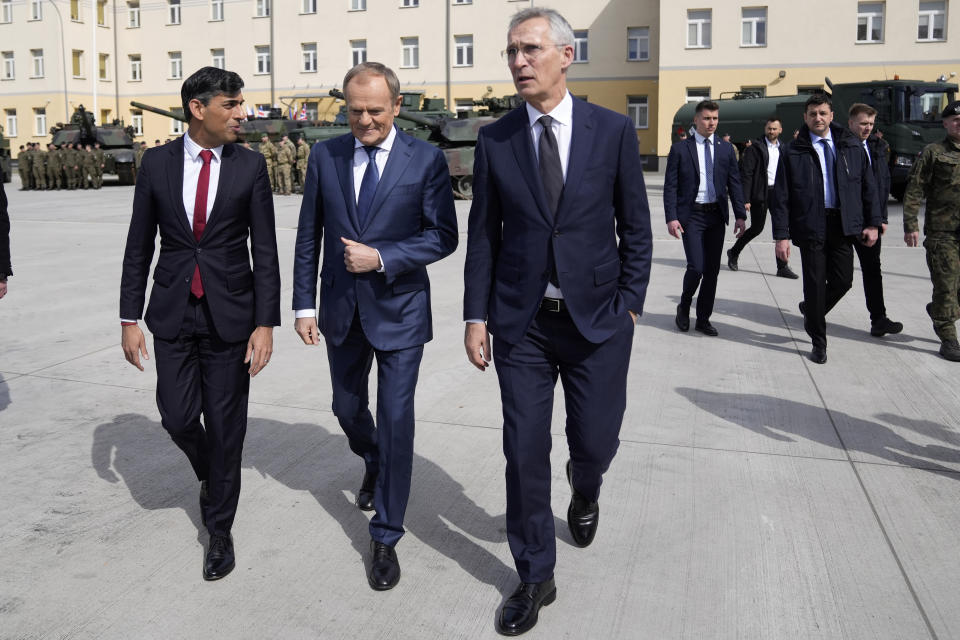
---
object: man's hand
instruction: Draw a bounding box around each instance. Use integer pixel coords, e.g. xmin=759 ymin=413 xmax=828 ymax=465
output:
xmin=667 ymin=220 xmax=684 ymax=239
xmin=628 ymin=310 xmax=637 ymax=323
xmin=295 ymin=316 xmax=320 ymax=345
xmin=745 ymin=203 xmax=751 ymax=212
xmin=121 ymin=324 xmax=149 ymax=371
xmin=245 ymin=326 xmax=274 ymax=377
xmin=861 ymin=226 xmax=879 ymax=247
xmin=341 ymin=237 xmax=381 ymax=273
xmin=905 ymin=231 xmax=920 ymax=247
xmin=733 ymin=218 xmax=746 ymax=238
xmin=881 ymin=223 xmax=887 ymax=235
xmin=0 ymin=280 xmax=6 ymax=299
xmin=464 ymin=322 xmax=490 ymax=371
xmin=775 ymin=238 xmax=791 ymax=263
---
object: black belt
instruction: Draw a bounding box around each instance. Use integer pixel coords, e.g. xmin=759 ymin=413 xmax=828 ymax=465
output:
xmin=691 ymin=202 xmax=720 ymax=212
xmin=825 ymin=207 xmax=841 ymax=216
xmin=540 ymin=297 xmax=568 ymax=313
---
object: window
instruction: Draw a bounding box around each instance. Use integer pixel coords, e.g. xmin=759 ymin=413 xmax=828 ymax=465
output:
xmin=127 ymin=1 xmax=140 ymax=27
xmin=302 ymin=101 xmax=318 ymax=120
xmin=70 ymin=0 xmax=80 ymax=21
xmin=31 ymin=0 xmax=42 ymax=20
xmin=131 ymin=111 xmax=143 ymax=136
xmin=573 ymin=30 xmax=588 ymax=62
xmin=168 ymin=0 xmax=180 ymax=25
xmin=34 ymin=108 xmax=47 ymax=136
xmin=170 ymin=107 xmax=184 ymax=134
xmin=918 ymin=1 xmax=947 ymax=40
xmin=687 ymin=9 xmax=711 ymax=48
xmin=401 ymin=37 xmax=419 ymax=68
xmin=169 ymin=51 xmax=182 ymax=79
xmin=99 ymin=53 xmax=109 ymax=80
xmin=211 ymin=0 xmax=223 ymax=21
xmin=0 ymin=0 xmax=11 ymax=24
xmin=351 ymin=40 xmax=367 ymax=65
xmin=72 ymin=50 xmax=84 ymax=78
xmin=797 ymin=84 xmax=824 ymax=94
xmin=2 ymin=52 xmax=13 ymax=80
xmin=302 ymin=43 xmax=317 ymax=72
xmin=100 ymin=109 xmax=111 ymax=125
xmin=401 ymin=0 xmax=419 ymax=6
xmin=350 ymin=0 xmax=366 ymax=10
xmin=302 ymin=0 xmax=317 ymax=12
xmin=627 ymin=27 xmax=649 ymax=61
xmin=628 ymin=96 xmax=648 ymax=129
xmin=741 ymin=7 xmax=767 ymax=46
xmin=97 ymin=0 xmax=106 ymax=25
xmin=255 ymin=46 xmax=271 ymax=74
xmin=454 ymin=0 xmax=471 ymax=4
xmin=31 ymin=49 xmax=44 ymax=77
xmin=5 ymin=109 xmax=16 ymax=137
xmin=455 ymin=35 xmax=473 ymax=66
xmin=129 ymin=55 xmax=141 ymax=80
xmin=211 ymin=48 xmax=225 ymax=69
xmin=857 ymin=3 xmax=884 ymax=42
xmin=686 ymin=87 xmax=710 ymax=104
xmin=256 ymin=0 xmax=270 ymax=17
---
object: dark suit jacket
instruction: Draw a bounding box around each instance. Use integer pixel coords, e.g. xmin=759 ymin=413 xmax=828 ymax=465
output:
xmin=740 ymin=137 xmax=778 ymax=205
xmin=664 ymin=135 xmax=747 ymax=227
xmin=120 ymin=137 xmax=281 ymax=342
xmin=463 ymin=97 xmax=652 ymax=346
xmin=292 ymin=128 xmax=458 ymax=352
xmin=0 ymin=181 xmax=10 ymax=276
xmin=867 ymin=135 xmax=891 ymax=223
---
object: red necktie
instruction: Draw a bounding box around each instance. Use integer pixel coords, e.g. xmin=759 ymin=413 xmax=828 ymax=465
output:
xmin=190 ymin=149 xmax=213 ymax=298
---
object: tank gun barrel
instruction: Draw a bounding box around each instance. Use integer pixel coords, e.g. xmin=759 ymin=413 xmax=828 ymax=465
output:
xmin=130 ymin=101 xmax=188 ymax=123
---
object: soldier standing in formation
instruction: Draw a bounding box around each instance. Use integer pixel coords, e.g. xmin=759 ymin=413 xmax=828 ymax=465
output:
xmin=276 ymin=134 xmax=294 ymax=195
xmin=64 ymin=142 xmax=79 ymax=189
xmin=81 ymin=144 xmax=97 ymax=189
xmin=295 ymin=136 xmax=309 ymax=193
xmin=259 ymin=134 xmax=278 ymax=192
xmin=903 ymin=100 xmax=960 ymax=362
xmin=46 ymin=144 xmax=62 ymax=189
xmin=93 ymin=142 xmax=106 ymax=188
xmin=17 ymin=145 xmax=31 ymax=190
xmin=32 ymin=142 xmax=47 ymax=190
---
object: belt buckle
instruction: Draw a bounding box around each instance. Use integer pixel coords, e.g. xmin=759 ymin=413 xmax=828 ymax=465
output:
xmin=542 ymin=297 xmax=561 ymax=312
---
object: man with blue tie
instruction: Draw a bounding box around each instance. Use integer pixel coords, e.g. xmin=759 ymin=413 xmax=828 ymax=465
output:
xmin=463 ymin=8 xmax=652 ymax=635
xmin=292 ymin=62 xmax=457 ymax=591
xmin=771 ymin=93 xmax=881 ymax=363
xmin=665 ymin=100 xmax=747 ymax=337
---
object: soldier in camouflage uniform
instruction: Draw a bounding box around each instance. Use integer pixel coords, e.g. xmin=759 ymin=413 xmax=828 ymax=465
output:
xmin=295 ymin=137 xmax=309 ymax=194
xmin=93 ymin=142 xmax=105 ymax=188
xmin=32 ymin=142 xmax=48 ymax=190
xmin=276 ymin=135 xmax=294 ymax=195
xmin=81 ymin=144 xmax=97 ymax=189
xmin=46 ymin=144 xmax=62 ymax=189
xmin=17 ymin=145 xmax=31 ymax=190
xmin=63 ymin=142 xmax=78 ymax=189
xmin=260 ymin=134 xmax=278 ymax=192
xmin=903 ymin=100 xmax=960 ymax=361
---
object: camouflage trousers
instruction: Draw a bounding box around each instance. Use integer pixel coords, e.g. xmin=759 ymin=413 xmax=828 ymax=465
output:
xmin=33 ymin=168 xmax=47 ymax=190
xmin=265 ymin=162 xmax=277 ymax=191
xmin=277 ymin=164 xmax=292 ymax=195
xmin=47 ymin=166 xmax=61 ymax=189
xmin=923 ymin=231 xmax=960 ymax=341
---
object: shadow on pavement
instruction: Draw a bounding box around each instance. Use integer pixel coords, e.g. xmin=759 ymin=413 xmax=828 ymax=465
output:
xmin=0 ymin=375 xmax=10 ymax=413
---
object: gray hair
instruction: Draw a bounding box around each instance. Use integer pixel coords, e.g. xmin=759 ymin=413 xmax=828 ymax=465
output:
xmin=508 ymin=7 xmax=575 ymax=46
xmin=343 ymin=62 xmax=400 ymax=102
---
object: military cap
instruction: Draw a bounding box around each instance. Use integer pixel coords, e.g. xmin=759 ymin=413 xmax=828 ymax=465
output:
xmin=942 ymin=100 xmax=960 ymax=118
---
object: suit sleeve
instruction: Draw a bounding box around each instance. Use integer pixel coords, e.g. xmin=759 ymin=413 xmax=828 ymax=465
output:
xmin=119 ymin=153 xmax=158 ymax=319
xmin=292 ymin=144 xmax=325 ymax=311
xmin=0 ymin=181 xmax=10 ymax=275
xmin=663 ymin=144 xmax=680 ymax=223
xmin=613 ymin=117 xmax=653 ymax=315
xmin=249 ymin=153 xmax=281 ymax=327
xmin=770 ymin=147 xmax=791 ymax=240
xmin=725 ymin=144 xmax=747 ymax=219
xmin=859 ymin=146 xmax=882 ymax=228
xmin=374 ymin=147 xmax=458 ymax=283
xmin=740 ymin=144 xmax=758 ymax=204
xmin=463 ymin=130 xmax=502 ymax=322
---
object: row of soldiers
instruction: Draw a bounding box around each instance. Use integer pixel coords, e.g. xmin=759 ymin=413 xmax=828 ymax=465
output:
xmin=258 ymin=134 xmax=309 ymax=195
xmin=17 ymin=141 xmax=106 ymax=190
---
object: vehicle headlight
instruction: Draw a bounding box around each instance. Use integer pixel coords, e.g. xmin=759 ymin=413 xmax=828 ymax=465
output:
xmin=894 ymin=154 xmax=915 ymax=167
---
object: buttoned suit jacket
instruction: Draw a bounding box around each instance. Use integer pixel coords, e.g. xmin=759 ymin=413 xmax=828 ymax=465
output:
xmin=664 ymin=135 xmax=747 ymax=228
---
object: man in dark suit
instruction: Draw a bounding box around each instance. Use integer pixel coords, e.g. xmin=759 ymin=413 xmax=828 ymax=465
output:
xmin=120 ymin=67 xmax=281 ymax=580
xmin=847 ymin=103 xmax=903 ymax=337
xmin=726 ymin=117 xmax=799 ymax=279
xmin=665 ymin=100 xmax=747 ymax=336
xmin=292 ymin=62 xmax=457 ymax=591
xmin=463 ymin=8 xmax=652 ymax=635
xmin=0 ymin=180 xmax=10 ymax=299
xmin=771 ymin=93 xmax=880 ymax=364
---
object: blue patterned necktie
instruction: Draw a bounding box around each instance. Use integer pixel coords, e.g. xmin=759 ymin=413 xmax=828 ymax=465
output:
xmin=357 ymin=145 xmax=379 ymax=227
xmin=704 ymin=138 xmax=716 ymax=202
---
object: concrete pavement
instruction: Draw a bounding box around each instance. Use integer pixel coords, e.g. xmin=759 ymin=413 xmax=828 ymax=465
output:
xmin=1 ymin=174 xmax=959 ymax=640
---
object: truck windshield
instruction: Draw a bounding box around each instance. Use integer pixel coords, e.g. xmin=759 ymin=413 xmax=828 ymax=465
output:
xmin=899 ymin=87 xmax=956 ymax=123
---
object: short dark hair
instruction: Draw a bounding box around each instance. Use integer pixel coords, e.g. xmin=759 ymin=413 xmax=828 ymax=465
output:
xmin=804 ymin=93 xmax=832 ymax=112
xmin=181 ymin=66 xmax=244 ymax=123
xmin=765 ymin=116 xmax=782 ymax=125
xmin=848 ymin=102 xmax=877 ymax=118
xmin=695 ymin=100 xmax=719 ymax=114
xmin=343 ymin=62 xmax=400 ymax=102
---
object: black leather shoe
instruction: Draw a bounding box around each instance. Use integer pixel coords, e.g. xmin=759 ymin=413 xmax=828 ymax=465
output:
xmin=675 ymin=304 xmax=690 ymax=332
xmin=357 ymin=471 xmax=377 ymax=511
xmin=939 ymin=340 xmax=960 ymax=362
xmin=870 ymin=317 xmax=903 ymax=337
xmin=726 ymin=249 xmax=739 ymax=271
xmin=694 ymin=321 xmax=719 ymax=336
xmin=495 ymin=578 xmax=557 ymax=636
xmin=808 ymin=346 xmax=827 ymax=364
xmin=199 ymin=480 xmax=209 ymax=527
xmin=368 ymin=540 xmax=401 ymax=590
xmin=203 ymin=534 xmax=235 ymax=581
xmin=798 ymin=301 xmax=806 ymax=316
xmin=566 ymin=461 xmax=599 ymax=548
xmin=776 ymin=265 xmax=799 ymax=279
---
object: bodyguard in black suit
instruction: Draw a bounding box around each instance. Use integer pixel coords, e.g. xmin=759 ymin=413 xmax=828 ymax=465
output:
xmin=120 ymin=67 xmax=281 ymax=580
xmin=0 ymin=180 xmax=10 ymax=299
xmin=664 ymin=100 xmax=746 ymax=336
xmin=847 ymin=103 xmax=903 ymax=337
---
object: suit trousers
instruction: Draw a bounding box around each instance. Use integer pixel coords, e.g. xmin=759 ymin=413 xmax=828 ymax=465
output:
xmin=680 ymin=209 xmax=726 ymax=321
xmin=853 ymin=234 xmax=887 ymax=323
xmin=798 ymin=214 xmax=854 ymax=350
xmin=326 ymin=312 xmax=423 ymax=548
xmin=492 ymin=306 xmax=634 ymax=583
xmin=730 ymin=187 xmax=774 ymax=258
xmin=153 ymin=296 xmax=250 ymax=537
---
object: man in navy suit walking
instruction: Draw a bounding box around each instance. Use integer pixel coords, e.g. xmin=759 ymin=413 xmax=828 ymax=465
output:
xmin=463 ymin=8 xmax=652 ymax=635
xmin=293 ymin=62 xmax=457 ymax=591
xmin=665 ymin=100 xmax=747 ymax=336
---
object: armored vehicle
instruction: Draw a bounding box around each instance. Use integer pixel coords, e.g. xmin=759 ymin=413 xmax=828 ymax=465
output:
xmin=0 ymin=124 xmax=10 ymax=182
xmin=670 ymin=77 xmax=958 ymax=200
xmin=49 ymin=105 xmax=138 ymax=184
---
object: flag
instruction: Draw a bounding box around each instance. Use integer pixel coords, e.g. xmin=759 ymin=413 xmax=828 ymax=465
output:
xmin=298 ymin=105 xmax=308 ymax=120
xmin=256 ymin=106 xmax=270 ymax=118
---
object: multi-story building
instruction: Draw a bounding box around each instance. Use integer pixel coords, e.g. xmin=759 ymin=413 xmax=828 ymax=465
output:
xmin=0 ymin=0 xmax=956 ymax=165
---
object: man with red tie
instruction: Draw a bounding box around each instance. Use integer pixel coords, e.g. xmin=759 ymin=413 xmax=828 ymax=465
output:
xmin=120 ymin=67 xmax=280 ymax=580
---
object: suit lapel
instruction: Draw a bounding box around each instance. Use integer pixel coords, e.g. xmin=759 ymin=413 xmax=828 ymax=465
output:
xmin=556 ymin=99 xmax=594 ymax=222
xmin=685 ymin=136 xmax=700 ymax=186
xmin=202 ymin=143 xmax=237 ymax=239
xmin=332 ymin=134 xmax=361 ymax=233
xmin=507 ymin=108 xmax=553 ymax=225
xmin=362 ymin=128 xmax=414 ymax=232
xmin=165 ymin=137 xmax=193 ymax=239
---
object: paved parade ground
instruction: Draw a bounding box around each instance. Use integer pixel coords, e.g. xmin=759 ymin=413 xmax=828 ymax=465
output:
xmin=2 ymin=174 xmax=959 ymax=640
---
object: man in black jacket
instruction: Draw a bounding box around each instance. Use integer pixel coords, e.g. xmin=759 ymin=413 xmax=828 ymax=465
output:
xmin=771 ymin=93 xmax=881 ymax=364
xmin=0 ymin=180 xmax=10 ymax=299
xmin=847 ymin=103 xmax=902 ymax=337
xmin=727 ymin=117 xmax=798 ymax=279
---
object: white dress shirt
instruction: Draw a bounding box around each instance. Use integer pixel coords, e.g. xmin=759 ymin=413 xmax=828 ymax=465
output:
xmin=862 ymin=139 xmax=872 ymax=167
xmin=692 ymin=130 xmax=716 ymax=204
xmin=765 ymin=138 xmax=780 ymax=187
xmin=809 ymin=131 xmax=838 ymax=208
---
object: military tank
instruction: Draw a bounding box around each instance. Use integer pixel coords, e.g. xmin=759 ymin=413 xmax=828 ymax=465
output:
xmin=0 ymin=124 xmax=10 ymax=183
xmin=49 ymin=105 xmax=138 ymax=184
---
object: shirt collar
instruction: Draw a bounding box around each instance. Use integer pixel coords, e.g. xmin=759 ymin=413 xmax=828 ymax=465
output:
xmin=692 ymin=130 xmax=713 ymax=145
xmin=810 ymin=130 xmax=833 ymax=146
xmin=183 ymin=132 xmax=223 ymax=162
xmin=766 ymin=138 xmax=780 ymax=148
xmin=354 ymin=125 xmax=397 ymax=152
xmin=525 ymin=91 xmax=573 ymax=129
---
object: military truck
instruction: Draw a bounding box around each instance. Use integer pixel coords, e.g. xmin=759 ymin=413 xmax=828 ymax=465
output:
xmin=0 ymin=124 xmax=10 ymax=182
xmin=49 ymin=105 xmax=138 ymax=184
xmin=671 ymin=77 xmax=957 ymax=200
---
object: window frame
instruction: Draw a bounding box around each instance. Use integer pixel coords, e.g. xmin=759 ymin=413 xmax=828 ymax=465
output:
xmin=5 ymin=109 xmax=17 ymax=137
xmin=401 ymin=0 xmax=419 ymax=6
xmin=255 ymin=45 xmax=271 ymax=75
xmin=131 ymin=112 xmax=143 ymax=136
xmin=918 ymin=1 xmax=947 ymax=41
xmin=98 ymin=53 xmax=109 ymax=81
xmin=627 ymin=27 xmax=649 ymax=61
xmin=129 ymin=54 xmax=141 ymax=81
xmin=30 ymin=0 xmax=42 ymax=21
xmin=169 ymin=51 xmax=182 ymax=79
xmin=2 ymin=51 xmax=14 ymax=80
xmin=454 ymin=34 xmax=474 ymax=67
xmin=351 ymin=40 xmax=367 ymax=66
xmin=856 ymin=2 xmax=885 ymax=43
xmin=72 ymin=49 xmax=85 ymax=79
xmin=301 ymin=0 xmax=317 ymax=13
xmin=34 ymin=108 xmax=47 ymax=136
xmin=127 ymin=1 xmax=140 ymax=28
xmin=740 ymin=7 xmax=767 ymax=47
xmin=211 ymin=0 xmax=224 ymax=21
xmin=627 ymin=96 xmax=648 ymax=129
xmin=0 ymin=0 xmax=11 ymax=24
xmin=255 ymin=0 xmax=270 ymax=18
xmin=302 ymin=43 xmax=317 ymax=73
xmin=401 ymin=36 xmax=419 ymax=68
xmin=31 ymin=49 xmax=44 ymax=78
xmin=686 ymin=9 xmax=712 ymax=48
xmin=168 ymin=0 xmax=181 ymax=25
xmin=211 ymin=48 xmax=225 ymax=69
xmin=170 ymin=107 xmax=185 ymax=135
xmin=350 ymin=0 xmax=366 ymax=11
xmin=572 ymin=30 xmax=589 ymax=63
